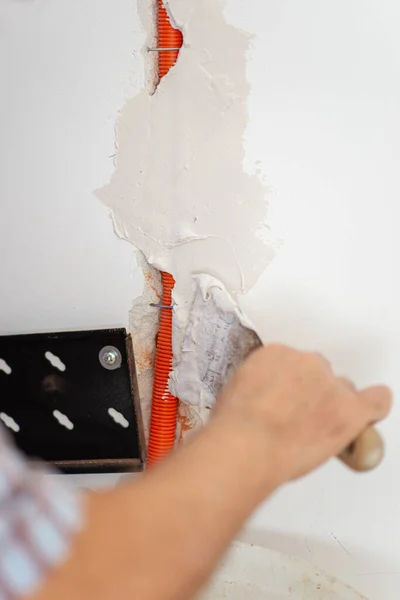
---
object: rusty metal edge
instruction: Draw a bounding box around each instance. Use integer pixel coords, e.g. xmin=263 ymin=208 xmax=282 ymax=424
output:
xmin=51 ymin=458 xmax=142 ymax=474
xmin=125 ymin=333 xmax=147 ymax=466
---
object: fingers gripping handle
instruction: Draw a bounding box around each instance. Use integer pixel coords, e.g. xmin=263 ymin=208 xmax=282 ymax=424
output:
xmin=339 ymin=426 xmax=384 ymax=472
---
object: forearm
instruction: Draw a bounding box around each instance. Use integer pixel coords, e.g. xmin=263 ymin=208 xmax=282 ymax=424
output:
xmin=126 ymin=414 xmax=281 ymax=599
xmin=28 ymin=344 xmax=391 ymax=600
xmin=31 ymin=414 xmax=281 ymax=600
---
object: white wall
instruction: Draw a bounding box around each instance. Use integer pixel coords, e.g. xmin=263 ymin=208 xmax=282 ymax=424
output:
xmin=233 ymin=2 xmax=400 ymax=598
xmin=1 ymin=1 xmax=400 ymax=598
xmin=0 ymin=0 xmax=144 ymax=334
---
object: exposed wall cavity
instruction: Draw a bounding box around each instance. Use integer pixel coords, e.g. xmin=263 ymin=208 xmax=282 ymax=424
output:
xmin=128 ymin=253 xmax=161 ymax=440
xmin=98 ymin=0 xmax=276 ymax=414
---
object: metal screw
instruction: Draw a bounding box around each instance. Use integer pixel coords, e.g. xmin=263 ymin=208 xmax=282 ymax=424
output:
xmin=99 ymin=346 xmax=122 ymax=371
xmin=104 ymin=351 xmax=117 ymax=365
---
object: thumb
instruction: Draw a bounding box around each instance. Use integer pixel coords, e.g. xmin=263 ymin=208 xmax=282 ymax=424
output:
xmin=359 ymin=385 xmax=392 ymax=422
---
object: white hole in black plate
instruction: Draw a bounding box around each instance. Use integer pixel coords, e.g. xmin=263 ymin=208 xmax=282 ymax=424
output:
xmin=53 ymin=410 xmax=74 ymax=430
xmin=0 ymin=412 xmax=20 ymax=432
xmin=108 ymin=408 xmax=129 ymax=429
xmin=45 ymin=351 xmax=66 ymax=372
xmin=0 ymin=359 xmax=12 ymax=375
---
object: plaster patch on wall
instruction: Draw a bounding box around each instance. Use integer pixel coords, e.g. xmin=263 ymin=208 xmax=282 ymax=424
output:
xmin=98 ymin=0 xmax=276 ymax=414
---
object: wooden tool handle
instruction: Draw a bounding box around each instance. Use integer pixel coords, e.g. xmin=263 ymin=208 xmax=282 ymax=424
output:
xmin=339 ymin=426 xmax=384 ymax=472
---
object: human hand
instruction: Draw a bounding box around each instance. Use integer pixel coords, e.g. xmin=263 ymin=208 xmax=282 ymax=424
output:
xmin=214 ymin=344 xmax=392 ymax=484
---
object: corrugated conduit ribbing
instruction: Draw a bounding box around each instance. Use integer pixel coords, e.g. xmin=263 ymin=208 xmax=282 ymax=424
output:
xmin=147 ymin=2 xmax=183 ymax=468
xmin=157 ymin=0 xmax=183 ymax=79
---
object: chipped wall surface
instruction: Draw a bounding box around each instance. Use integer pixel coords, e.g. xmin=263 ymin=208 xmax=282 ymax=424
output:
xmin=99 ymin=0 xmax=274 ymax=303
xmin=98 ymin=0 xmax=275 ymax=425
xmin=98 ymin=0 xmax=276 ymax=381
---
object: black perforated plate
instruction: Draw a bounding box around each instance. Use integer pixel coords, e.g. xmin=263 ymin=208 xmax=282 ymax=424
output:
xmin=0 ymin=329 xmax=144 ymax=473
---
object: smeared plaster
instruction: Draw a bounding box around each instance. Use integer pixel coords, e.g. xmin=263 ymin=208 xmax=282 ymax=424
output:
xmin=98 ymin=0 xmax=276 ymax=411
xmin=172 ymin=275 xmax=261 ymax=408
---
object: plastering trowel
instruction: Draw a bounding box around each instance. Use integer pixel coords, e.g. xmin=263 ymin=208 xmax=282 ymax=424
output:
xmin=172 ymin=276 xmax=384 ymax=472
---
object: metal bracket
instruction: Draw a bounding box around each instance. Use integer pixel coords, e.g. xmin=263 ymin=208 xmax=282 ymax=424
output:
xmin=0 ymin=328 xmax=144 ymax=474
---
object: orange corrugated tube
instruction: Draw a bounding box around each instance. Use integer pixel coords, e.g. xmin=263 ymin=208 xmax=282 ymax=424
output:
xmin=147 ymin=2 xmax=183 ymax=467
xmin=157 ymin=0 xmax=183 ymax=80
xmin=147 ymin=272 xmax=178 ymax=466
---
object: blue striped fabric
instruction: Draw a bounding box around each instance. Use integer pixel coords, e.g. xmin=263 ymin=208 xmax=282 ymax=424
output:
xmin=0 ymin=427 xmax=83 ymax=599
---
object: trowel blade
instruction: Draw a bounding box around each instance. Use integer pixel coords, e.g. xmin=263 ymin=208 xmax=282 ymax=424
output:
xmin=172 ymin=276 xmax=262 ymax=408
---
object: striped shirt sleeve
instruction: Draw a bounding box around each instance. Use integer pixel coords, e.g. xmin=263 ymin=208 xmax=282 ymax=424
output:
xmin=0 ymin=427 xmax=83 ymax=599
